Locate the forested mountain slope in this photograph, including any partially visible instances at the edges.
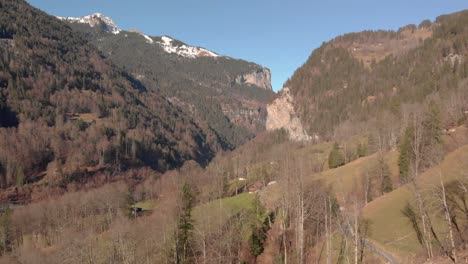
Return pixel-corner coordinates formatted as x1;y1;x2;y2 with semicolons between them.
268;10;468;141
61;14;274;148
0;0;223;192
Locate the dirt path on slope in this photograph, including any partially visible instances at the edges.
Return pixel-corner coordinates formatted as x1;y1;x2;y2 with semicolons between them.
365;239;400;264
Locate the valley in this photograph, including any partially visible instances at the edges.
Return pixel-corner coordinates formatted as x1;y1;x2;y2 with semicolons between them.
0;1;467;263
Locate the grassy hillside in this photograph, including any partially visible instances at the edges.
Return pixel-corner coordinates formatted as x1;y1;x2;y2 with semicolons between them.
252;126;467;263
363;144;468;262
193;193;260;240
313;150;398;200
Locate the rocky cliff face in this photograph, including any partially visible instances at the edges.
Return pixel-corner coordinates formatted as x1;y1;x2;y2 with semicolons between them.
236;68;272;90
266;87;311;141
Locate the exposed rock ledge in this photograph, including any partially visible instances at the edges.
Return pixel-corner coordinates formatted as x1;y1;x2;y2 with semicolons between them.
266;87;311;141
235;68;272;90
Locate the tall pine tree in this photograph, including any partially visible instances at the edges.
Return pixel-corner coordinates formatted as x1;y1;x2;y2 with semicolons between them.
378;157;393;194
0;209;13;255
328;142;345;169
421;101;443;168
357;141;368;158
175;183;195;264
398;125;413;183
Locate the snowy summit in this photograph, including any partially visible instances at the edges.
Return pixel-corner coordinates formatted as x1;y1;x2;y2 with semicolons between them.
57;14;219;59
57;13;121;34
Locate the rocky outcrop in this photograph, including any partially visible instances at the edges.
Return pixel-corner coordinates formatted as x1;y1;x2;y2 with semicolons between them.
236;68;272;90
266;87;311;141
222;104;267;133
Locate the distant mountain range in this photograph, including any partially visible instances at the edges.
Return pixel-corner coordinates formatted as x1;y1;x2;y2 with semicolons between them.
59;13;274;149
57;13;219;58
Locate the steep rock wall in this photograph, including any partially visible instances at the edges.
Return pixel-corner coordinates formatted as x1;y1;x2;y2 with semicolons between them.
236;68;272;90
266;87;311;141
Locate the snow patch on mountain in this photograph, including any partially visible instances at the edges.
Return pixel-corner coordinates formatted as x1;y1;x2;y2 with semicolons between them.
157;36;219;59
127;29;154;44
142;34;154;44
57;13;121;34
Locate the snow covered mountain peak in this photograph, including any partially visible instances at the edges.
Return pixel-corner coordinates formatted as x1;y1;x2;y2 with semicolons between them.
57;13;121;34
57;14;219;58
157;36;219;59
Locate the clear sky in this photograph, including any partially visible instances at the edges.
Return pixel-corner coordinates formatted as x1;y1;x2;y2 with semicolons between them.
27;0;468;92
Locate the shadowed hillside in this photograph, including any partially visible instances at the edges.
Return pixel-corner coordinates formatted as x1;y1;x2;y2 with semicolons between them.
0;0;222;193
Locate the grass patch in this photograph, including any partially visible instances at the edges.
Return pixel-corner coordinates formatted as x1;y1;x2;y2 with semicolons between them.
132;200;156;211
194;193;256;221
193;193;267;242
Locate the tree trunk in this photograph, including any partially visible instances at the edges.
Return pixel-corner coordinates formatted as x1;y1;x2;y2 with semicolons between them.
412;117;433;260
298;194;304;264
415;183;432;259
325;198;330;264
283;219;288;264
441;175;457;263
354;208;359;264
282;196;288;264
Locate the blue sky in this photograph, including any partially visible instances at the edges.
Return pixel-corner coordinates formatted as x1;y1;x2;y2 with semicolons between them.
28;0;467;92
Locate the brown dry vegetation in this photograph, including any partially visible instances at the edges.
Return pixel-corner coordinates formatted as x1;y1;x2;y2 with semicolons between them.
333;26;433;68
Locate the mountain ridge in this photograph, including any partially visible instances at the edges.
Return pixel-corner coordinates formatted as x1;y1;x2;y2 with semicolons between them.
58;13;228;60
58;13;272;89
267;10;468;141
60;13;274;148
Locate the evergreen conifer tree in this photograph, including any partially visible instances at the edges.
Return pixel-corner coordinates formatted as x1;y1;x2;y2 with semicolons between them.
398;126;413;183
421;101;443;168
176;183;195;264
379;158;393;194
328;143;345;169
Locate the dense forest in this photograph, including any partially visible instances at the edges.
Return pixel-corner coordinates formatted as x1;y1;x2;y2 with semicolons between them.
0;0;223;192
